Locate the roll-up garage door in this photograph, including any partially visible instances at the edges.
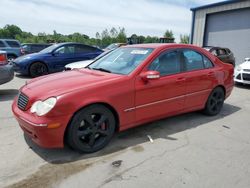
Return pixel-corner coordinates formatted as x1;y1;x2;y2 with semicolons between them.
204;8;250;64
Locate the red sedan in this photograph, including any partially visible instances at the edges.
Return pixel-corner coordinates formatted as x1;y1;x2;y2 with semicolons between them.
12;44;234;153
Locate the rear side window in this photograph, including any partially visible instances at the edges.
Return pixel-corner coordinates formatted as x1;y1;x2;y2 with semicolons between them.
32;45;44;52
182;49;214;71
183;50;204;71
75;45;97;53
218;49;226;56
203;56;213;68
6;40;20;47
148;51;181;76
0;41;5;47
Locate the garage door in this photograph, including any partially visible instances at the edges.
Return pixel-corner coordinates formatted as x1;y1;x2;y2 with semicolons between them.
204;8;250;64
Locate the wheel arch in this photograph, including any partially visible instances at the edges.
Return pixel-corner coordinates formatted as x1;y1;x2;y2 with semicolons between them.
63;102;120;144
215;85;226;96
29;61;49;74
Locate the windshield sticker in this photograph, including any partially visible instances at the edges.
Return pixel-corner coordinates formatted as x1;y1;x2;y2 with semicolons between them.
131;50;148;55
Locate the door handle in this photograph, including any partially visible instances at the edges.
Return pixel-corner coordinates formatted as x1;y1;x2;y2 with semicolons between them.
207;72;214;77
176;77;186;83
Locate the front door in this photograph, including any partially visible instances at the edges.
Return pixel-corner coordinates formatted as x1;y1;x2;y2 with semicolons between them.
135;50;186;122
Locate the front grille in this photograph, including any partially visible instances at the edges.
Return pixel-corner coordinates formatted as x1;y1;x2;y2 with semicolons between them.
17;92;29;110
242;73;250;81
236;74;241;80
243;69;250;72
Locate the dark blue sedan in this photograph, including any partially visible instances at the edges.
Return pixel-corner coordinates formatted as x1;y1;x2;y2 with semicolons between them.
13;42;103;77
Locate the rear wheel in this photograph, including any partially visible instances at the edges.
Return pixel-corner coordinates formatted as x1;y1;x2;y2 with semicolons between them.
29;62;48;77
66;104;116;153
203;87;225;116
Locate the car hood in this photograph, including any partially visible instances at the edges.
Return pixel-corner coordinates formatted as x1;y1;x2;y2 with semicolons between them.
14;52;46;63
239;61;250;69
65;60;94;69
21;69;122;100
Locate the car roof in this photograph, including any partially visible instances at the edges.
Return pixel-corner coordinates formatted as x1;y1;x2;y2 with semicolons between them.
56;42;93;46
123;43;199;50
0;39;20;42
22;43;50;45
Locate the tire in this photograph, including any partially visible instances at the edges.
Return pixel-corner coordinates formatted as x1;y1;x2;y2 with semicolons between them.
203;87;225;116
7;55;17;62
66;104;116;153
29;62;48;77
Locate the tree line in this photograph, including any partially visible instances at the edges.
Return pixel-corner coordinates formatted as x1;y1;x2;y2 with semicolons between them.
0;24;190;48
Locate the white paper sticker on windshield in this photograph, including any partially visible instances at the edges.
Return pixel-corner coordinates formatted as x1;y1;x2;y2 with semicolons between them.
131;50;148;55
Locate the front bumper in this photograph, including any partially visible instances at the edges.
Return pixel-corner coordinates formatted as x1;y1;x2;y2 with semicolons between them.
0;64;14;85
234;70;250;85
12;61;29;75
12;99;71;148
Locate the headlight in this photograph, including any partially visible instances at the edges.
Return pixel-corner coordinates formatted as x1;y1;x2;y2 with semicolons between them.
236;66;242;71
30;97;57;116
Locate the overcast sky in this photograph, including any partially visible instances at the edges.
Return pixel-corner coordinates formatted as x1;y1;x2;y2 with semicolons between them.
1;0;221;39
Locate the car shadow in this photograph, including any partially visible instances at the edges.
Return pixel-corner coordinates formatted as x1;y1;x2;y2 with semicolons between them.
15;74;31;79
24;103;241;164
235;83;250;89
0;89;19;101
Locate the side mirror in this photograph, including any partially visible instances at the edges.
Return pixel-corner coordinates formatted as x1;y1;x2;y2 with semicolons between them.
140;71;160;82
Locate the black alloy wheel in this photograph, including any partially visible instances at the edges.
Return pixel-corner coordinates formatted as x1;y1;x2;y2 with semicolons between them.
67;104;116;153
204;87;225;116
29;62;48;77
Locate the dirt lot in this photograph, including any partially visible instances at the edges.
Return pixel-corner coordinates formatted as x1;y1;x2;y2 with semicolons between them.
1;75;250;188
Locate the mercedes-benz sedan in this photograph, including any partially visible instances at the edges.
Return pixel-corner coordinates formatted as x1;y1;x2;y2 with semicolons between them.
12;44;234;153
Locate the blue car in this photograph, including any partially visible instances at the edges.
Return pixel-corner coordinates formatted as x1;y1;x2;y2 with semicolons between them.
12;42;103;77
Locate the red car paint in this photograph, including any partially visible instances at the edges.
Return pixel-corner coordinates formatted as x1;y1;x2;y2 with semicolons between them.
12;44;234;148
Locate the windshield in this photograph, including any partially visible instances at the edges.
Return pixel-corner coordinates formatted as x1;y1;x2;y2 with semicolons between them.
89;47;154;75
39;44;59;53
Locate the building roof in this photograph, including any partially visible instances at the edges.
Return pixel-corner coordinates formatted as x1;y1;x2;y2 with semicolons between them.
190;0;246;11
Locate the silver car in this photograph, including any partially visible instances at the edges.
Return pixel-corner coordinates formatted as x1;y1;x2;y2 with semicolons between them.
0;50;14;85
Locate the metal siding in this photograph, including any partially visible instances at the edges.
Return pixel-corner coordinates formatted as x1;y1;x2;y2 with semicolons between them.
204;8;250;64
192;0;250;45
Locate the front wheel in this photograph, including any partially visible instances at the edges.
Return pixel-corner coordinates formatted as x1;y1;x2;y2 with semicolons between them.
203;87;225;116
29;62;48;77
66;104;116;153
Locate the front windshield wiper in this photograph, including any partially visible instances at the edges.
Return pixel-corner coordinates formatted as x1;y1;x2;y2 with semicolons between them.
92;67;111;73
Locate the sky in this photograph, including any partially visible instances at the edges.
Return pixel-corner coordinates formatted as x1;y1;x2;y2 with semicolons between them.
0;0;222;39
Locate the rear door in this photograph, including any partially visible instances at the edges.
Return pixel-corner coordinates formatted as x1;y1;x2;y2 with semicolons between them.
180;49;215;109
74;44;102;60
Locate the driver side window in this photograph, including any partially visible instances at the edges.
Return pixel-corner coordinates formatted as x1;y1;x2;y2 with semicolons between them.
55;45;75;54
148;51;181;76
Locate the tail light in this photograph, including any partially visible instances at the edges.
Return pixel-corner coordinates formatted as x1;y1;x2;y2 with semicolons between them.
0;53;8;65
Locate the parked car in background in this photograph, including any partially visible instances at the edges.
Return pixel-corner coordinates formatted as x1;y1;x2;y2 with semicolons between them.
64;49;114;70
0;50;14;85
204;46;235;67
21;43;52;54
12;44;234;153
234;57;250;84
103;43;126;51
0;39;24;61
12;42;103;77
